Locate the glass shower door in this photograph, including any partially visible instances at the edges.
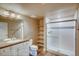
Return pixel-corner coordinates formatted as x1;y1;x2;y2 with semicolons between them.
46;21;75;56
58;21;75;56
47;23;60;51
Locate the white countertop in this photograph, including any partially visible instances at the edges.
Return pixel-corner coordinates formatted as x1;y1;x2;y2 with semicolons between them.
0;39;29;49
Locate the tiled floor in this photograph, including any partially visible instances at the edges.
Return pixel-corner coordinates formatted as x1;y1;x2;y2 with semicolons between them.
38;51;56;56
45;52;56;56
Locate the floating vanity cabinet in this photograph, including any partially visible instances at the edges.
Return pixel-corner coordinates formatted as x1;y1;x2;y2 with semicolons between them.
17;42;29;56
0;41;29;56
10;44;18;56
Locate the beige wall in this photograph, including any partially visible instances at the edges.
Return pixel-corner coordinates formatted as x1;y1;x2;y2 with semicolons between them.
23;17;38;44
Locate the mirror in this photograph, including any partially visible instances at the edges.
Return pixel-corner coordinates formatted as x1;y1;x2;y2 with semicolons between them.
0;15;23;42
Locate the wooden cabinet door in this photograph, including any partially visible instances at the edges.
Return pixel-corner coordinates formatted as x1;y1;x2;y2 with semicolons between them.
17;42;29;56
0;47;11;56
0;49;3;56
10;45;18;56
17;43;24;56
23;42;29;56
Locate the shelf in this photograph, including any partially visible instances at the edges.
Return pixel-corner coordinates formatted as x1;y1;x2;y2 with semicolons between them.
38;34;43;36
38;30;44;32
38;29;44;31
38;37;44;39
37;39;43;42
38;48;43;52
38;31;43;34
37;19;44;55
38;37;43;39
38;44;44;47
37;38;44;40
38;48;43;51
38;26;44;28
37;42;44;44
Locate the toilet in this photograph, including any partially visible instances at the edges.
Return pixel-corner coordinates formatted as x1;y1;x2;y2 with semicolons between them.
29;39;38;56
29;45;38;56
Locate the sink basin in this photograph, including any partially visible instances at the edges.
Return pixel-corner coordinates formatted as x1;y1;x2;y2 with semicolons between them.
6;40;22;43
4;38;12;41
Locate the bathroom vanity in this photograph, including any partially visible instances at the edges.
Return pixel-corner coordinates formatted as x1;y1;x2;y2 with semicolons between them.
0;14;30;56
0;39;30;56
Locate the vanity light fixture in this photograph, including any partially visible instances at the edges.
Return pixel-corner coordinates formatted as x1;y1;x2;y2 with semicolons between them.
0;7;22;20
10;13;16;18
16;14;21;19
2;10;10;17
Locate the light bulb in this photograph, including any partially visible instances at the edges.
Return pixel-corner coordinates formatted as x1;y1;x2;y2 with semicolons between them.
2;11;10;17
10;13;16;18
16;14;21;19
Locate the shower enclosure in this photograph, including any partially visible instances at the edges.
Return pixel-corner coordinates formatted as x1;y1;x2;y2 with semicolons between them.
44;7;79;56
46;20;76;56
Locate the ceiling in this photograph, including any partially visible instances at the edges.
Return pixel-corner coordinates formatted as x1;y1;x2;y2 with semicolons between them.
0;3;78;18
